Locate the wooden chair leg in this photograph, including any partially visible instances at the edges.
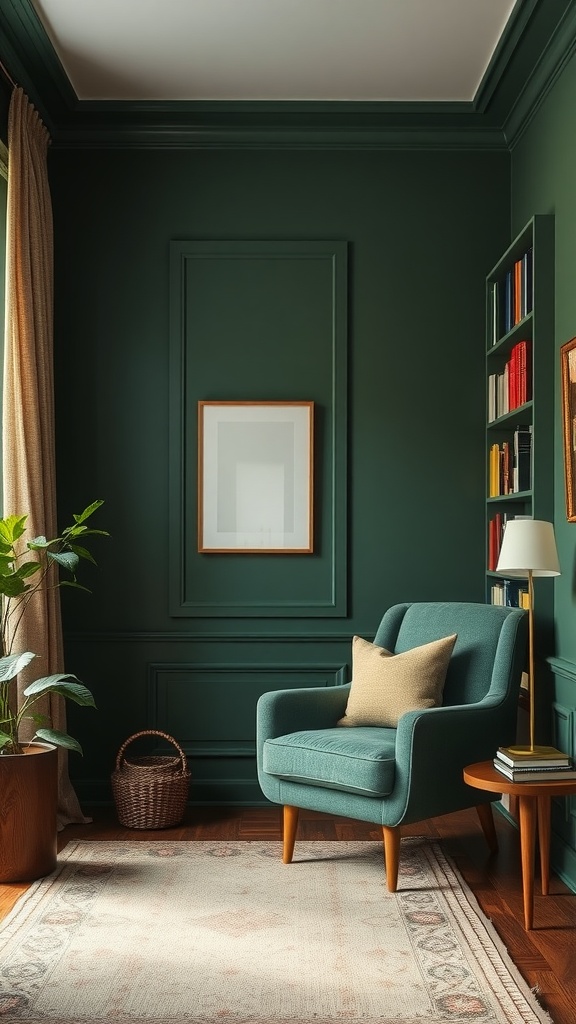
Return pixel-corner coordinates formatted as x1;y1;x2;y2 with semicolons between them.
382;825;401;892
283;805;299;863
476;802;498;854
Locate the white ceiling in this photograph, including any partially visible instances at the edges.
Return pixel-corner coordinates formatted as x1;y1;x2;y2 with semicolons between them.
29;0;518;103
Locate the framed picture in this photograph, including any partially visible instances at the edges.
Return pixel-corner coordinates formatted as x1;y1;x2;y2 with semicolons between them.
198;401;314;553
561;336;576;522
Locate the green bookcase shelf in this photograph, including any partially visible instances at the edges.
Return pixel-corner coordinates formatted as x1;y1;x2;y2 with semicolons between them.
485;214;555;644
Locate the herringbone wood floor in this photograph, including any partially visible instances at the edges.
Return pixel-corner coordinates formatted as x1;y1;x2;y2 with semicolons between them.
1;804;575;1022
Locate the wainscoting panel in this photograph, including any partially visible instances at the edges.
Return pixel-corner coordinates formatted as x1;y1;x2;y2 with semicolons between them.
168;239;348;618
148;660;348;802
548;657;576;891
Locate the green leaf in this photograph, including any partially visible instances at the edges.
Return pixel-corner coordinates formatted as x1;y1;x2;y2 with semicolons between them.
48;551;80;574
23;674;96;707
0;730;14;750
0;575;30;597
68;544;96;565
34;728;83;755
15;560;41;580
25;712;50;726
64;525;88;537
0;652;36;682
59;580;91;592
0;515;28;546
27;535;49;550
73;500;105;525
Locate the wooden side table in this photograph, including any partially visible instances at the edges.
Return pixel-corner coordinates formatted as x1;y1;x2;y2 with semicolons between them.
463;760;576;930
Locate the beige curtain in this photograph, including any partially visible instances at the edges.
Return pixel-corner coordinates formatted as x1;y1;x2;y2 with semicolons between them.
3;87;89;828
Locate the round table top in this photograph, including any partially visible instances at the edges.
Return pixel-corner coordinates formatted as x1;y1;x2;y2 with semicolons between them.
464;760;576;798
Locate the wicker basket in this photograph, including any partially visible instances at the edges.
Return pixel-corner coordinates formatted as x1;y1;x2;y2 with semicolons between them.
111;730;191;829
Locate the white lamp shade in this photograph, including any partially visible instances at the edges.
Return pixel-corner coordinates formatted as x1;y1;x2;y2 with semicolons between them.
496;519;560;578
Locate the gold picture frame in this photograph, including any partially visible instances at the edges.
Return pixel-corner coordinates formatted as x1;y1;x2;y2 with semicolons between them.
198;400;314;553
561;336;576;522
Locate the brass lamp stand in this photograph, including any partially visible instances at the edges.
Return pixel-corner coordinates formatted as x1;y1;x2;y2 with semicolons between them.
496;519;560;756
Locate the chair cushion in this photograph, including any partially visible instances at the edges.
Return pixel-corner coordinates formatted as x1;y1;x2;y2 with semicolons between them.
337;633;457;728
263;727;397;796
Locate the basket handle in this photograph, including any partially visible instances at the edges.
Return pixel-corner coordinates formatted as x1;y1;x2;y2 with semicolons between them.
115;730;188;773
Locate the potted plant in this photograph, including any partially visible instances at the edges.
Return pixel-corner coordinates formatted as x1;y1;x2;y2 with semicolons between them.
0;500;108;882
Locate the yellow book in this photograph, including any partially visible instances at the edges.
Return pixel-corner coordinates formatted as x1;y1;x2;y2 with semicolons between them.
489;443;500;497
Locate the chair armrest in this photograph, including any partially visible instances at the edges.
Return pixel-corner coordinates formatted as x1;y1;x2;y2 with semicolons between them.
396;696;511;769
385;697;514;825
256;685;350;744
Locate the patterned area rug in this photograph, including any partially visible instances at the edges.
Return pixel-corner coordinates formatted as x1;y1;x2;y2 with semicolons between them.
0;839;551;1024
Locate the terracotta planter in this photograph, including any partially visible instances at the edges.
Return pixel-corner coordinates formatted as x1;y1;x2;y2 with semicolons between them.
0;742;58;882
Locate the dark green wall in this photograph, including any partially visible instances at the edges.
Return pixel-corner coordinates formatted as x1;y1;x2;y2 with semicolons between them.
512;54;576;665
48;145;510;802
510;50;576;885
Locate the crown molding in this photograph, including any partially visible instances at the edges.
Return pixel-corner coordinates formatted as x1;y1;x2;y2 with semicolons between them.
474;0;543;114
503;0;576;147
0;0;575;151
48;112;507;152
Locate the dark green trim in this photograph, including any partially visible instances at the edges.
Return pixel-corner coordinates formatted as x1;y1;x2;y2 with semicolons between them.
50;123;508;152
551;832;576;895
148;661;348;749
168;239;348;618
475;0;542;113
548;656;576;684
0;0;77;130
74;779;269;806
67;632;365;643
504;0;576;147
1;0;576;150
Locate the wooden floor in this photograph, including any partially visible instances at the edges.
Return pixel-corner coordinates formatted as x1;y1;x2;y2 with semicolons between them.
2;803;576;1023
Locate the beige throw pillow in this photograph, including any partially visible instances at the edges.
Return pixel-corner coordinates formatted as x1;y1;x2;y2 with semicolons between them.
337;633;457;728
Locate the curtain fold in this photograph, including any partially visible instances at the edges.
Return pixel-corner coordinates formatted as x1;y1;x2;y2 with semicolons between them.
3;86;89;827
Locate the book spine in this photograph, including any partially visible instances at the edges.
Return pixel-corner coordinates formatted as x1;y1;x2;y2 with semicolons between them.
504;270;513;333
516;259;523;324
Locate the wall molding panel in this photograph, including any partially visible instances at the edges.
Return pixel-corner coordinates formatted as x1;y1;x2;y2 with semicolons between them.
169;239;348;618
147;660;348;756
143;660;347;803
549;656;576;685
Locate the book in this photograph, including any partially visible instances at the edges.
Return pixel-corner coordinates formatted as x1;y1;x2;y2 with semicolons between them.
504;269;513;333
524;247;533;316
489;444;500;498
514;258;522;324
512;425;532;492
515;339;531;405
501;440;511;495
493;759;576;782
491;281;499;345
497;745;571;768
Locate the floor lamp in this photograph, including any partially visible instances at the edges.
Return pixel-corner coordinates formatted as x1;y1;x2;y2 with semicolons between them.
496;518;560;755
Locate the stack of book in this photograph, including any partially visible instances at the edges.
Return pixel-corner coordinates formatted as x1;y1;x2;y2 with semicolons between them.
494;745;576;781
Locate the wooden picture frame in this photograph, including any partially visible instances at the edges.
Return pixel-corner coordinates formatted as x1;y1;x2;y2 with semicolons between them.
198;401;314;553
561;336;576;522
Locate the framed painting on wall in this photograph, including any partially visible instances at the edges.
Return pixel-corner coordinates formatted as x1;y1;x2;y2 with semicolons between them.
561;336;576;522
198;401;314;553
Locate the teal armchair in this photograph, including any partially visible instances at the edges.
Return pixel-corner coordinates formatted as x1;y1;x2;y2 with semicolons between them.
256;602;528;891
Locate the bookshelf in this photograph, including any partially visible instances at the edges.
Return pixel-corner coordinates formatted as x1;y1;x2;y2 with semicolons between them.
485;215;555;645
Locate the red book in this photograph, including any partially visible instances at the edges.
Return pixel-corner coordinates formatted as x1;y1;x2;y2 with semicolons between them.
515;340;530;405
508;345;518;410
495;512;503;562
488;518;497;571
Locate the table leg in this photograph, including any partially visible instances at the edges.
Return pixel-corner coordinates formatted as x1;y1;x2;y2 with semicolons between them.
518;795;536;930
537;795;551;896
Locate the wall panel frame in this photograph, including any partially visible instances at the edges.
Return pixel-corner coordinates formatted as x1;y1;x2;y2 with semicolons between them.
169;239;348;617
